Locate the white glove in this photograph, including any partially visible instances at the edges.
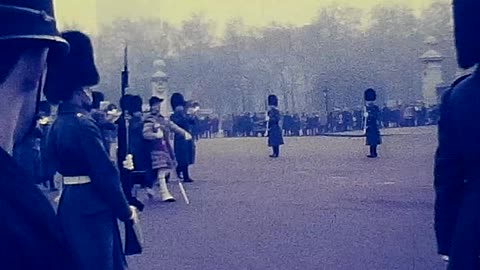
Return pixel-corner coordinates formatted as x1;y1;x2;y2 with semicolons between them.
123;154;134;171
39;117;49;125
440;255;449;262
185;132;193;141
129;205;139;223
155;129;164;139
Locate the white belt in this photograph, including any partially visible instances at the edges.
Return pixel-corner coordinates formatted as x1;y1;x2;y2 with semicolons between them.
63;176;91;185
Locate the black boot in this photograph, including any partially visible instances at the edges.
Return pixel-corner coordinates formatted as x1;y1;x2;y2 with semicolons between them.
367;145;378;158
182;165;194;183
270;146;280;158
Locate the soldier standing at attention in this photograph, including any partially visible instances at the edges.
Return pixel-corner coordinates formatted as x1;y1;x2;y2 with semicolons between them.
434;0;480;269
0;0;77;268
267;94;284;158
364;88;381;158
45;31;138;270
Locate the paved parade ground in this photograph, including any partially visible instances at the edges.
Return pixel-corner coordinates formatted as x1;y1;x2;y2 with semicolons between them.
125;126;443;270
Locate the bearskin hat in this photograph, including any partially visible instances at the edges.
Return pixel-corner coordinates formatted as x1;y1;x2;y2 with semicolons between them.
129;95;143;113
453;0;480;69
364;88;377;102
44;31;99;104
268;94;278;107
170;92;186;110
119;94;133;112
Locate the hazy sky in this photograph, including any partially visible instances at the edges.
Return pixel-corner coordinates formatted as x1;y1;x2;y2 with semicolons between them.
54;0;442;34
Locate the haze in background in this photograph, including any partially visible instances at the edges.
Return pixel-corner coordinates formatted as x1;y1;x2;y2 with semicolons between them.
55;0;442;35
53;0;455;115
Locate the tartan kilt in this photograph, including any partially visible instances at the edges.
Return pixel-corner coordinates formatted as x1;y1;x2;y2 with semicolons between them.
151;150;175;170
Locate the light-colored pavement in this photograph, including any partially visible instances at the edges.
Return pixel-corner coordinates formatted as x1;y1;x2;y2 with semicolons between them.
122;126;443;269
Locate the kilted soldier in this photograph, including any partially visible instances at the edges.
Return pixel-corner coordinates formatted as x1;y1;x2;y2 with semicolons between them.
170;93;197;182
0;0;77;268
267;95;284;158
364;88;381;158
143;96;192;201
434;0;480;268
44;31;138;270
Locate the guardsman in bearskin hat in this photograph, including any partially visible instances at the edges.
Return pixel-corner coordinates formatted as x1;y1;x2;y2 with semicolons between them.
143;96;192;201
434;0;480;268
364;88;381;158
116;94;146;211
267;94;284;158
170;92;197;182
45;31;138;270
0;0;78;268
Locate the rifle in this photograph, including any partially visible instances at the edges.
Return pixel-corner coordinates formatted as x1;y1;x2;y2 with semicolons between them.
121;45;129;109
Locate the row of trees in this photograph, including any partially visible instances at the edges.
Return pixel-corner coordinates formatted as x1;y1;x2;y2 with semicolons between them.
93;1;456;115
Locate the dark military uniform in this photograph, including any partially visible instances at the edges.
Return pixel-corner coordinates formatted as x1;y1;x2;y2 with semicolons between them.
267;95;283;158
0;148;76;269
117;113;146;209
170;93;196;182
48;103;131;270
170;110;196;167
363;88;381;158
434;70;480;269
267;107;284;147
365;104;382;146
434;0;480;266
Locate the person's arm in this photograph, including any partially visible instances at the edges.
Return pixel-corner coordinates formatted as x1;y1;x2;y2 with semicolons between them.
143;118;162;140
79;119;132;222
166;119;191;140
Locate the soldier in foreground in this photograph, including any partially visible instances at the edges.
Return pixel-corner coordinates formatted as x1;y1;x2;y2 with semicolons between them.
45;31;137;270
434;0;480;269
